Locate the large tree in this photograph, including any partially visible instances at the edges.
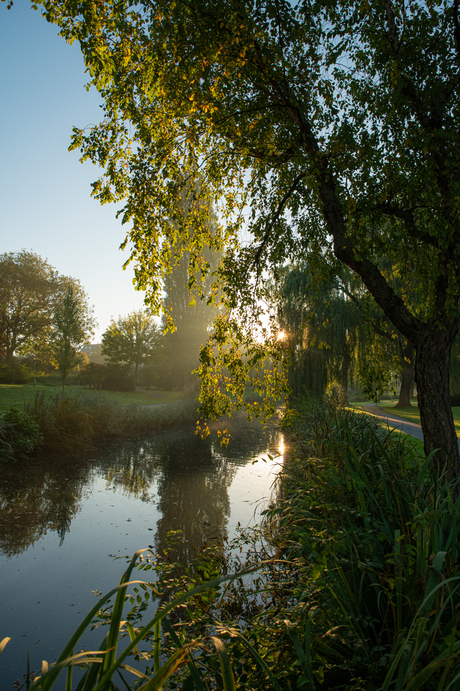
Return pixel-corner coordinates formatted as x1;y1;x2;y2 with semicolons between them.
101;310;162;390
162;188;221;392
0;250;94;367
38;0;460;476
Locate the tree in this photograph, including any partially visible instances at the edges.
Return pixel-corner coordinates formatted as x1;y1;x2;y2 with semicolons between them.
52;286;95;386
162;189;222;392
0;250;59;365
39;1;460;477
278;267;362;405
101;311;162;390
0;250;94;370
279;265;418;407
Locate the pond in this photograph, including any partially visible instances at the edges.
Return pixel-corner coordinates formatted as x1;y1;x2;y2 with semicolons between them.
0;414;285;688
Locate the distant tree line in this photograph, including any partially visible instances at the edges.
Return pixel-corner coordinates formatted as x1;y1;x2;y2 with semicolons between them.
0;247;219;394
1;183;220;394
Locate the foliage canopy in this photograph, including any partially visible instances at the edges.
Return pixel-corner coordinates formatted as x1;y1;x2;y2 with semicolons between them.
101;310;162;389
35;0;460;472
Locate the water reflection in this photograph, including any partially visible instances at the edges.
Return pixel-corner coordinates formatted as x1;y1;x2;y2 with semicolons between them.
0;416;283;560
0;455;92;557
0;416;285;689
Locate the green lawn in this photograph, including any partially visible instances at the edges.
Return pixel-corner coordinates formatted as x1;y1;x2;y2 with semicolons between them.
0;384;185;414
0;383;75;412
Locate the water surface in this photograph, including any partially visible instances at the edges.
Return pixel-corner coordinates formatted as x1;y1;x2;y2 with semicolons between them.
0;415;285;688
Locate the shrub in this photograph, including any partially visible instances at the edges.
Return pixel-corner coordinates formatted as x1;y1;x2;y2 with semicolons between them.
79;362;134;391
273;404;460;688
0;363;33;384
0;406;43;459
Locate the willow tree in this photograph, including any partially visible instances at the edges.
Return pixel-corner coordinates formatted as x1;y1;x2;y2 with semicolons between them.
36;0;460;477
278;267;361;405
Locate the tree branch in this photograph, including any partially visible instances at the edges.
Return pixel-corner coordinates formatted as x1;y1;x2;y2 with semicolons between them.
253;170;307;268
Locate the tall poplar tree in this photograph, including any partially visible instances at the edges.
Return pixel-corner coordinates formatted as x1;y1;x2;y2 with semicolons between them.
162;188;221;392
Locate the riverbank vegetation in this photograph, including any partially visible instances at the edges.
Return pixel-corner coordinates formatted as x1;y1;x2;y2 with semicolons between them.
11;400;460;689
0;391;199;460
0;382;183;411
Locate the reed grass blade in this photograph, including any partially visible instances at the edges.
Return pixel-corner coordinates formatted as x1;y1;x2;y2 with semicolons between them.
136;647;190;691
162;617;205;691
219;628;283;691
211;637;236;691
92;563;265;690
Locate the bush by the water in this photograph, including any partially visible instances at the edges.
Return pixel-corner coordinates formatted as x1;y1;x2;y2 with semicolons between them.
0;406;43;459
17;402;460;689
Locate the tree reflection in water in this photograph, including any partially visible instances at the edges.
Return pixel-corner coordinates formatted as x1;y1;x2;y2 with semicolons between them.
0;455;93;557
0;416;282;561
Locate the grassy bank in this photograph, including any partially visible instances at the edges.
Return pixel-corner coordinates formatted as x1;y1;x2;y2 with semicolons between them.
11;401;460;689
353;397;460;436
0;383;183;413
0;390;199;459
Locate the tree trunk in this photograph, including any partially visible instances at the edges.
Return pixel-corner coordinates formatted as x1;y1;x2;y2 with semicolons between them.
395;363;414;408
395;342;415;408
415;329;460;482
133;361;138;391
5;346;15;366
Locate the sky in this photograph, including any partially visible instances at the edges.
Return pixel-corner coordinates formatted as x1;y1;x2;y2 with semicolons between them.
0;2;147;342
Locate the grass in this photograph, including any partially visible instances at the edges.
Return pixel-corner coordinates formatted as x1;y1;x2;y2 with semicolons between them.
0;384;79;411
0;384;185;414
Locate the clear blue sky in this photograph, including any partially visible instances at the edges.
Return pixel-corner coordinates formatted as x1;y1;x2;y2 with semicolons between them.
0;2;146;342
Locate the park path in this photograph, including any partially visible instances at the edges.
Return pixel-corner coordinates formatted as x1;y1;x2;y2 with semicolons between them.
361;404;425;442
